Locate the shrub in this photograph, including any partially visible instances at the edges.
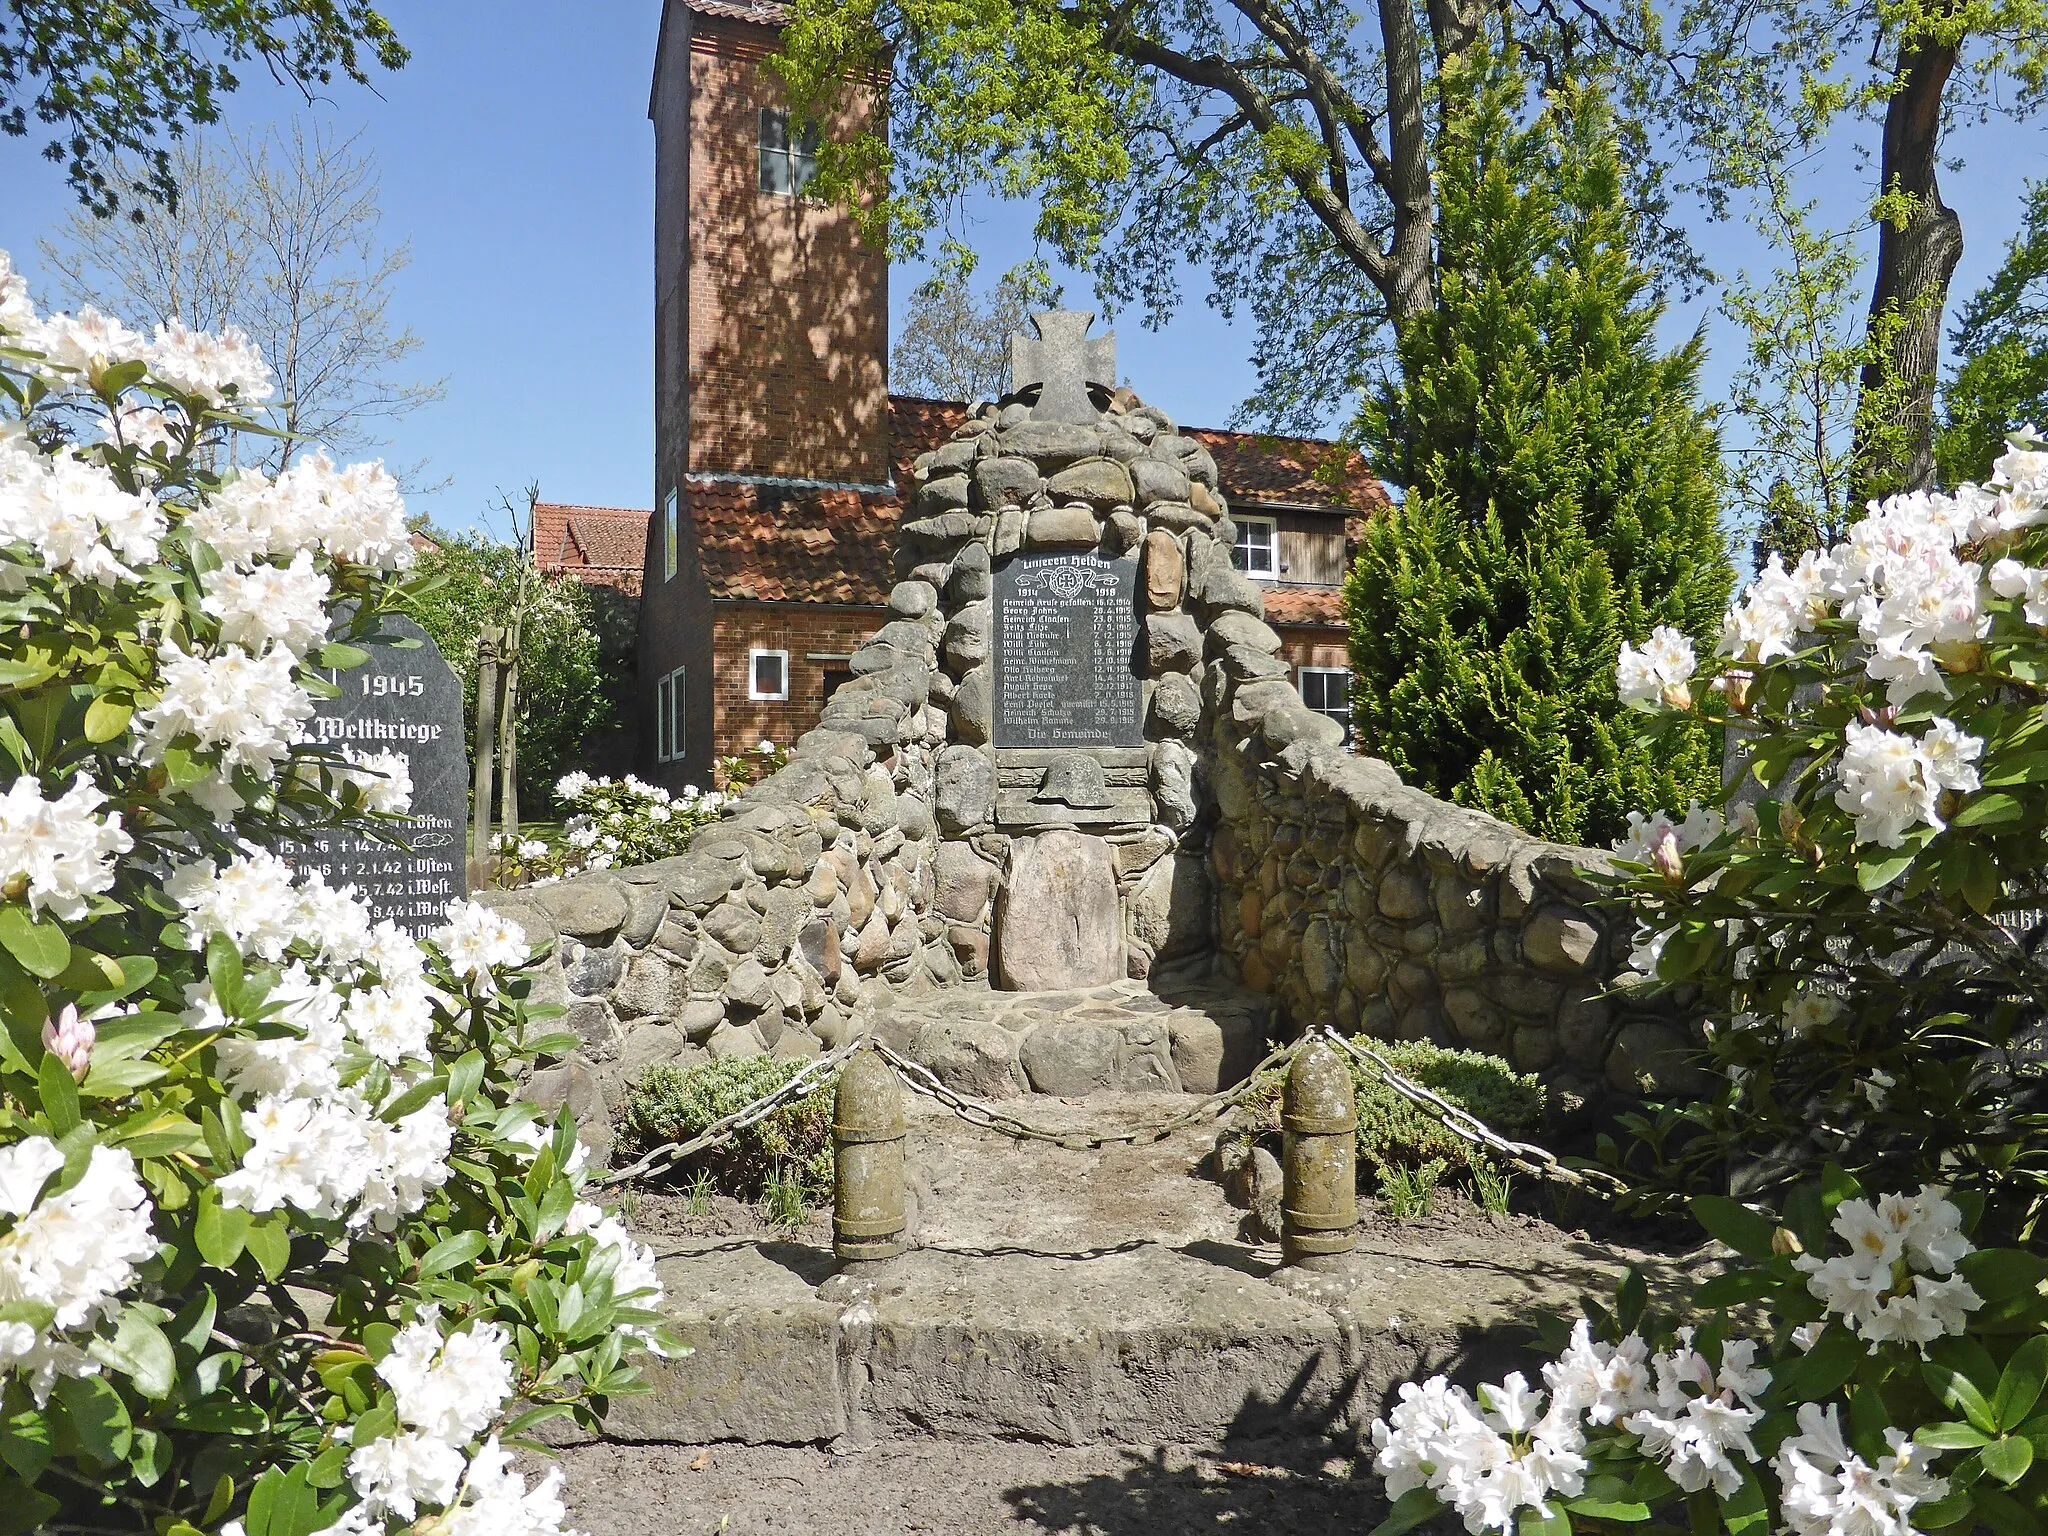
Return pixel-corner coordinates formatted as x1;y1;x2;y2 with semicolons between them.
623;1056;836;1200
1605;432;2048;1239
493;772;732;887
1367;1174;2048;1536
1223;1037;1544;1185
0;261;668;1534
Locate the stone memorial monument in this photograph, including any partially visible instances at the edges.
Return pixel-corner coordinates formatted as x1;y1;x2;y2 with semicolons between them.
294;614;470;936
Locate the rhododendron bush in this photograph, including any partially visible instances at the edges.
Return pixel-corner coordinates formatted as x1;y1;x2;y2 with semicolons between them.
0;256;669;1534
1370;1176;2048;1536
1604;438;2048;1237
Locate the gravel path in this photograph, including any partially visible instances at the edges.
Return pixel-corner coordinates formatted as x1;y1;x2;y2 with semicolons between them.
560;1437;1391;1535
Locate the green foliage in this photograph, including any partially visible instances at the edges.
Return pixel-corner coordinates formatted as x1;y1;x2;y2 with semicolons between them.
1939;179;2048;485
1226;1038;1544;1186
405;524;631;804
1;1;408;216
1469;1157;1514;1216
493;774;730;887
1379;1159;1447;1221
624;1056;837;1201
1346;51;1734;848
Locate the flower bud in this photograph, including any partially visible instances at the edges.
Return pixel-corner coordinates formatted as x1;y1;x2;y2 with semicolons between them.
1651;827;1686;884
1771;1225;1804;1257
41;1003;93;1082
1661;682;1694;711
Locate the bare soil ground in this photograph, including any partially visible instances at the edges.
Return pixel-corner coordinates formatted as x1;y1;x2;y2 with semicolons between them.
560;1436;1393;1536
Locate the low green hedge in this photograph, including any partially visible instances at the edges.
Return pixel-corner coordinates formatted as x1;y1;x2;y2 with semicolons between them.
623;1055;837;1199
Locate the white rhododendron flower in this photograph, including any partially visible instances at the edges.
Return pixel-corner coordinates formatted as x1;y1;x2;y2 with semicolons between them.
377;1310;516;1446
435;899;528;992
1617;1332;1769;1498
1370;1371;1587;1535
1782;990;1846;1036
185;450;413;571
147;318;274;404
1719;551;1829;663
337;746;415;814
0;1139;158;1404
199;548;331;657
28;306;150;381
169;846;310;961
0;773;131;920
0;250;33;332
1617;626;1697;711
1832;721;1981;848
1774;1403;1948;1536
1793;1186;1980;1346
0;435;167;584
1542;1320;1656;1425
218;1094;372;1218
444;1436;583;1536
346;1429;466;1521
98;403;183;456
565;1200;670;1351
137;641;315;789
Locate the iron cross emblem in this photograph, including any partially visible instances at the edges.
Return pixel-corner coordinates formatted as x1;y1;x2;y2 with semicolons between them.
1008;310;1116;423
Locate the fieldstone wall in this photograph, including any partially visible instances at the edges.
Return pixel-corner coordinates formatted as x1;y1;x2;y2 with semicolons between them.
499;369;1691;1153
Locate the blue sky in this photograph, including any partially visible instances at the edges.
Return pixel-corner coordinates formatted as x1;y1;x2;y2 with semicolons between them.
2;3;2043;535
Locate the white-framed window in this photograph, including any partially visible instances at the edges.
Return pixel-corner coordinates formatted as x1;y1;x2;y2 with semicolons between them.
1299;667;1352;744
654;665;686;762
662;488;678;582
1233;514;1278;580
748;648;790;701
757;108;819;196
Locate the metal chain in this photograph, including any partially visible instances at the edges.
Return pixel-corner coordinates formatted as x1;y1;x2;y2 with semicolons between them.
872;1036;1306;1150
595;1036;866;1187
1314;1027;1631;1197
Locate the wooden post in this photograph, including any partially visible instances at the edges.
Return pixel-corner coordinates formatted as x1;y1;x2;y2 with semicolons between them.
469;625;504;890
498;645;520;841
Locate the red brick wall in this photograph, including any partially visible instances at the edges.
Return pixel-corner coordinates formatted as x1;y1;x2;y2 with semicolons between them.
710;602;884;761
684;15;889;485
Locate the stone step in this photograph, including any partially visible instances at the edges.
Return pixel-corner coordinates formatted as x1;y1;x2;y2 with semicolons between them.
607;1092;1677;1448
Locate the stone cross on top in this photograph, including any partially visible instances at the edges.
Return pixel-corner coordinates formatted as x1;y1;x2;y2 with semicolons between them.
1008;310;1116;423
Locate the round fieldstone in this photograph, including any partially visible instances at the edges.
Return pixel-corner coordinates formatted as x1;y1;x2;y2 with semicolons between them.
912;1017;1021;1099
1018;1020;1119;1095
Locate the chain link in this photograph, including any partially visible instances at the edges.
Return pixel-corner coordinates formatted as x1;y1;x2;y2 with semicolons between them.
872;1037;1306;1150
1314;1027;1631;1197
594;1036;866;1187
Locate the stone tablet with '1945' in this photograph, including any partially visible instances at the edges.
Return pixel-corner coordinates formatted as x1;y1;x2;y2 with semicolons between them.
291;614;469;936
993;551;1142;749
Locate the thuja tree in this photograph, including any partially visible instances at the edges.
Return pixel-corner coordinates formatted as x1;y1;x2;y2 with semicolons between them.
1344;49;1734;849
0;253;668;1534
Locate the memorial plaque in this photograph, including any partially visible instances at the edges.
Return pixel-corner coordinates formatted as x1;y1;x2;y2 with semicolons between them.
993;551;1142;748
291;614;469;936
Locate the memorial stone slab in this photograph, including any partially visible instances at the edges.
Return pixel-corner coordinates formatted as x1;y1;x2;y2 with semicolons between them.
992;550;1142;750
292;614;469;936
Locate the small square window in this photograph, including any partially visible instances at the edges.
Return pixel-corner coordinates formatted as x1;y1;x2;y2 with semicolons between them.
757;107;819;197
1233;515;1278;580
749;648;790;701
822;666;854;703
1299;667;1352;744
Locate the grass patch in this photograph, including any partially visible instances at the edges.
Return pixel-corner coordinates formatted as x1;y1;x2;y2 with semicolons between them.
623;1056;837;1202
1221;1036;1545;1187
1380;1159;1447;1221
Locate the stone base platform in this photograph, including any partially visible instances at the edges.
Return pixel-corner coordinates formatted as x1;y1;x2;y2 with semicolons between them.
607;1090;1682;1450
872;977;1276;1098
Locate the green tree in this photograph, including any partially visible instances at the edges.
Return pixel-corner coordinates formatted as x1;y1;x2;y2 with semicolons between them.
2;1;406;215
1345;51;1733;849
1937;179;2048;485
405;522;630;810
892;260;1062;402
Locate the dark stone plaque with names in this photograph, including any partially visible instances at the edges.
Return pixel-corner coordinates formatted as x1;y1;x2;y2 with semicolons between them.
993;551;1142;748
291;614;469;936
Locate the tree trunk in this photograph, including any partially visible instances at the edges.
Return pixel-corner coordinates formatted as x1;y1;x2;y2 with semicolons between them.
1855;31;1963;497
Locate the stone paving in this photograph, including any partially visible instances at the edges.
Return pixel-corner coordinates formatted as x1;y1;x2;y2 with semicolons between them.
873;977;1276;1098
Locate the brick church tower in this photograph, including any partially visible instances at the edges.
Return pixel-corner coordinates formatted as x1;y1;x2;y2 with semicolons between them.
639;0;899;785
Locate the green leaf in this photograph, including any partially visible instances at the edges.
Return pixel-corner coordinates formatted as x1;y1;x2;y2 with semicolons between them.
36;1052;79;1135
1722;1468;1769;1536
245;1463;326;1536
448;1048;487;1106
1564;1496;1652;1522
1371;1487;1444;1536
1916;1421;1994;1450
1773;1322;1866;1403
417;1229;488;1278
1690;1196;1780;1260
205;931;244;1009
1977;1487;2045;1536
1696;1270;1782;1308
1926;1359;2001;1436
196;1192;253;1268
1983;1435;2036;1486
1953;791;2026;827
82;696;131;743
0;906;70;978
244;1216;291;1282
53;1373;131;1464
1995;1336;2048;1431
88;1308;175;1399
1858;849;1917;890
315;641;371;670
0;1478;59;1536
0;1412;52;1480
1518;1505;1571;1536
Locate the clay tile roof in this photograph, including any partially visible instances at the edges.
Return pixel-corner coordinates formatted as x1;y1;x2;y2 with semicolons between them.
1184;428;1388;511
532;501;650;595
689;479;900;605
888;396;970;488
1261;586;1348;627
680;0;790;22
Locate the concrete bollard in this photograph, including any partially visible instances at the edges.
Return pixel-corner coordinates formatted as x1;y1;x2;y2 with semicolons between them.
832;1047;907;1267
1280;1039;1358;1272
